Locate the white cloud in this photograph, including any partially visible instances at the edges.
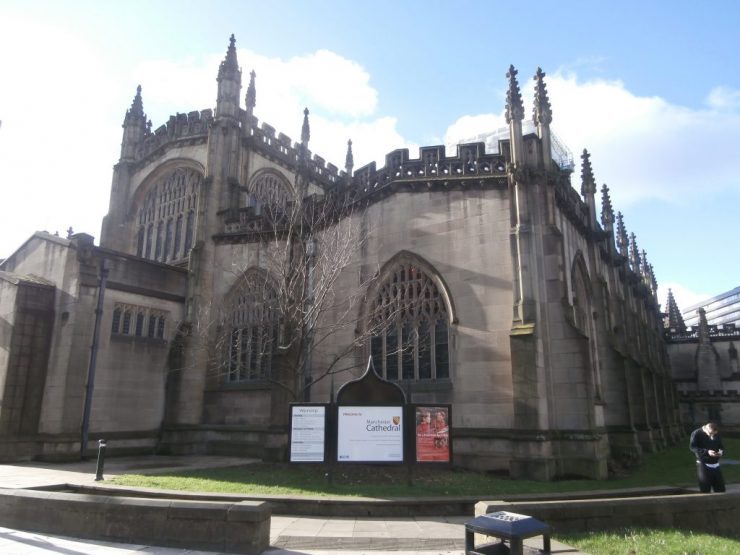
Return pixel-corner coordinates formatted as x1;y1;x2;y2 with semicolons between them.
0;15;122;258
444;114;507;149
443;72;740;209
134;47;394;171
706;86;740;110
0;39;407;258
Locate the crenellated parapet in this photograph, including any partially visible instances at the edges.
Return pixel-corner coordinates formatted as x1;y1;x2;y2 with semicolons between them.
553;176;591;233
243;115;342;188
666;323;740;343
136;109;214;163
350;142;508;197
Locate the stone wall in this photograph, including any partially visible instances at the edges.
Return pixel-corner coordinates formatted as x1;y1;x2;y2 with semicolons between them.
476;490;740;537
0;489;270;554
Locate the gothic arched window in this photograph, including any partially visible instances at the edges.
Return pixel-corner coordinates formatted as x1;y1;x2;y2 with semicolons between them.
247;170;292;218
225;272;281;382
136;167;201;263
368;261;450;381
571;254;603;400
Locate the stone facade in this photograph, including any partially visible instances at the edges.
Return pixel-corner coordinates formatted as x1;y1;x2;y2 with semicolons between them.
0;36;681;478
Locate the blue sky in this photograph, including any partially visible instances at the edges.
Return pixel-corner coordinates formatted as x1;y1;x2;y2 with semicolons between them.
1;0;739;311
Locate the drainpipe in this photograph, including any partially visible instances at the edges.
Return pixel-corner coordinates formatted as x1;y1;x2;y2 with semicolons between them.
301;238;316;402
80;258;109;458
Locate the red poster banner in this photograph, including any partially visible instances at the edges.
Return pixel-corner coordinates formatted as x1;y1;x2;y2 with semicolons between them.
415;406;450;462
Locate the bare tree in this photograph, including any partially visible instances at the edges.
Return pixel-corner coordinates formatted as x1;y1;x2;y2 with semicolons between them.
203;173;399;404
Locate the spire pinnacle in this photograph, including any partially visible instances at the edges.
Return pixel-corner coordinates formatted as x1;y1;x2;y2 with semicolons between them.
600;183;614;227
218;33;241;82
641;249;651;285
697;308;711;344
648;263;658;294
629;233;641;272
666;289;686;332
345;139;354;176
124;84;145;125
580;149;596;197
301;107;310;145
245;70;256;113
616;212;628;257
533;67;552;126
505;65;524;124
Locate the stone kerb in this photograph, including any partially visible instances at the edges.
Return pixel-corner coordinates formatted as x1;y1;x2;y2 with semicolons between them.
476;490;740;536
0;488;270;554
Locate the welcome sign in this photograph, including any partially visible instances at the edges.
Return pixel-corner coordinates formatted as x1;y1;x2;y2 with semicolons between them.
336;406;403;462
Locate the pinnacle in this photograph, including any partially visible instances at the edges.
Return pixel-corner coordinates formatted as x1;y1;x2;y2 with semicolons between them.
505;65;524;124
345;139;354;173
629;233;641;271
580;149;596;197
124;84;145;124
301;107;310;145
218;33;241;81
245;69;256;111
666;289;686;332
601;183;614;227
533;67;552;125
616;212;629;257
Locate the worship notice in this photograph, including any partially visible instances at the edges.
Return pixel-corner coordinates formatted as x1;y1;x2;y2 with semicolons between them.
290;405;326;462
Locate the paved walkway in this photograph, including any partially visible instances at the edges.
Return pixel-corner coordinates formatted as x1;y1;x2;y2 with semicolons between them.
0;455;583;554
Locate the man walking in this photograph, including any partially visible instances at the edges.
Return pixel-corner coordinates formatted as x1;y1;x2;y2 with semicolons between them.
690;422;726;493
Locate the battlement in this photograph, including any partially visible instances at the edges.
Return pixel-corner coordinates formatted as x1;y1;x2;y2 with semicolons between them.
554;178;590;232
243;112;344;188
679;389;740;397
351;141;509;195
138;109;214;160
665;323;740;343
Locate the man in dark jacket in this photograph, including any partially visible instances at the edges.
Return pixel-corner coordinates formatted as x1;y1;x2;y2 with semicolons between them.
690;422;725;493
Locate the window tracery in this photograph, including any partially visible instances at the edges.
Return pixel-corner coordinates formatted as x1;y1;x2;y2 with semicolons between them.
571;255;603;400
369;262;450;381
247;171;292;216
111;303;167;340
225;272;281;382
136;167;201;263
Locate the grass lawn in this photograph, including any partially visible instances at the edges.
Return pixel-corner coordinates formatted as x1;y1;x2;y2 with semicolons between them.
112;438;740;498
559;527;740;554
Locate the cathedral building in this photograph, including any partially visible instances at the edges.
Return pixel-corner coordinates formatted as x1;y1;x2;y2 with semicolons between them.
0;36;681;479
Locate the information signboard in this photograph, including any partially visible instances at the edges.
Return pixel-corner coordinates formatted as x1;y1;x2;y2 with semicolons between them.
289;405;326;462
336;406;403;462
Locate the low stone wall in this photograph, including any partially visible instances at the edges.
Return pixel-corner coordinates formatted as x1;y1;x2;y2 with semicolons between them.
65;483;480;517
477;490;740;536
0;489;271;554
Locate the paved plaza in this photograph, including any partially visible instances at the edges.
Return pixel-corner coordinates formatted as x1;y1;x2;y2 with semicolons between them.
0;455;581;554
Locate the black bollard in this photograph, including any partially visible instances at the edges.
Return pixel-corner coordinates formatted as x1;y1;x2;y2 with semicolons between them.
95;439;107;481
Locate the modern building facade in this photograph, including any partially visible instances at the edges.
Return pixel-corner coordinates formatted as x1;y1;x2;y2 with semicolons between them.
682;286;740;329
0;36;681;478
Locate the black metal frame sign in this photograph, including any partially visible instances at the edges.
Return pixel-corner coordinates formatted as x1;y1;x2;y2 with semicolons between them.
289;359;453;468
